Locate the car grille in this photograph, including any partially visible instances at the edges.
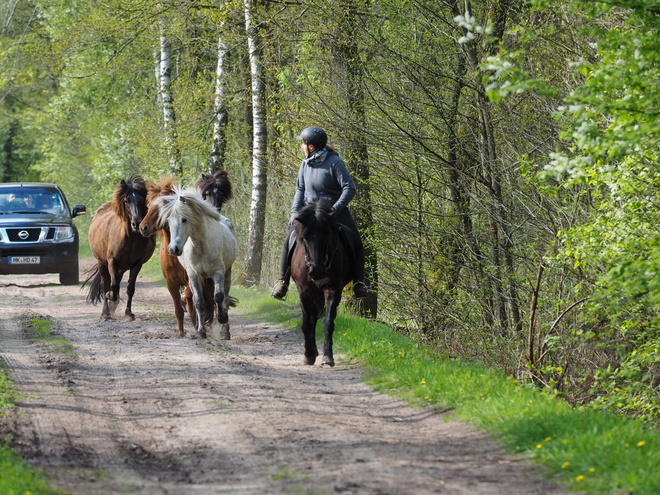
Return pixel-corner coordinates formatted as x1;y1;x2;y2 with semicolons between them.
2;227;55;243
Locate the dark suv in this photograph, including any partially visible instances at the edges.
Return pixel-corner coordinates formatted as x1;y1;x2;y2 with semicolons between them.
0;183;86;285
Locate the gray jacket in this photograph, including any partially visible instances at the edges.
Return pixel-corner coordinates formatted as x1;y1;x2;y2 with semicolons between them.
291;150;356;214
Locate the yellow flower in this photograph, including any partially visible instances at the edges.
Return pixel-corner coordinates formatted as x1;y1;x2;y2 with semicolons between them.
424;396;430;400
588;468;596;473
576;475;585;482
637;441;645;447
421;380;426;384
545;437;552;442
536;444;542;449
561;462;570;469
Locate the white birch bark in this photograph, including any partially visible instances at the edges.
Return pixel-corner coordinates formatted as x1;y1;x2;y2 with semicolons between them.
209;27;229;173
158;20;182;176
242;0;268;286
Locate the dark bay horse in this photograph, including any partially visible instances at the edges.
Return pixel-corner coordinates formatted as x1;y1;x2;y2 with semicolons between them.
290;201;352;366
85;175;156;321
139;177;215;338
194;170;233;212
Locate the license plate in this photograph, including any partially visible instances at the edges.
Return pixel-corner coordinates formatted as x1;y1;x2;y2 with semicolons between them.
9;256;40;264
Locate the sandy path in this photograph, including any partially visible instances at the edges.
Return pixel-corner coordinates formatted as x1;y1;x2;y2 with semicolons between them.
0;258;576;494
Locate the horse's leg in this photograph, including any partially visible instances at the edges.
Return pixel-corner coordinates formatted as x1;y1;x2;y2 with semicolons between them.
187;272;207;338
99;264;113;320
213;270;227;325
166;283;185;337
123;263;143;321
321;291;341;367
218;267;232;340
106;260;124;318
300;297;319;365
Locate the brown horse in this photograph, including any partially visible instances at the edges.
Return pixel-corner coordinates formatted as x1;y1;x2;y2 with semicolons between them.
194;170;233;212
85;175;156;321
137;177;213;337
290;201;352;366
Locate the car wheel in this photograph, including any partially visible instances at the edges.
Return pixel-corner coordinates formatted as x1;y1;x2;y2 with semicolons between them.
60;262;79;285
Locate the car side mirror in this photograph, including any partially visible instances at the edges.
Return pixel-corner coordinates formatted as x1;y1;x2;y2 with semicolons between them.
72;205;87;217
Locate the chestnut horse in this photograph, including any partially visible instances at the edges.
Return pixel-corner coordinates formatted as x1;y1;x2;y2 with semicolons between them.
139;177;215;338
153;187;237;339
85;175;156;320
290;201;351;366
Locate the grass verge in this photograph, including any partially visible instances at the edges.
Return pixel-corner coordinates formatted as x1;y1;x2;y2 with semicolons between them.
230;286;660;495
0;361;65;495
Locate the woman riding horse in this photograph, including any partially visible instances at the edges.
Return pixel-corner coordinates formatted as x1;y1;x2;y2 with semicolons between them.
271;126;368;301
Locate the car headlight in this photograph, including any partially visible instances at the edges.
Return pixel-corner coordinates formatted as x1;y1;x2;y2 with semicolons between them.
54;226;75;240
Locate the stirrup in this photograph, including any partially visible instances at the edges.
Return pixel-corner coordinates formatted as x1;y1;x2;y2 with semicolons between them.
271;280;288;300
353;281;368;299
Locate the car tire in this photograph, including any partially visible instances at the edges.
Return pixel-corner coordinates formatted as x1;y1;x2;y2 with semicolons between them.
60;262;79;285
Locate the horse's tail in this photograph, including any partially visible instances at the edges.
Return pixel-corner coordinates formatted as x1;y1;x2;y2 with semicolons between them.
82;265;103;305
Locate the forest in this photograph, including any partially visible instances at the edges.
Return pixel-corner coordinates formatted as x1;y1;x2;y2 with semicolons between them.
2;0;660;424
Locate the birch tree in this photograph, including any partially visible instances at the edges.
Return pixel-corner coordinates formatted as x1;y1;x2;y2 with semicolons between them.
158;17;182;177
242;0;268;286
209;28;229;173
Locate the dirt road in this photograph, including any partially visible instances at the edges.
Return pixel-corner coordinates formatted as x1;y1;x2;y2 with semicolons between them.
0;258;576;495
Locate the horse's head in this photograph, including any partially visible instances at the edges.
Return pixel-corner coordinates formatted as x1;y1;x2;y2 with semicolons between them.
139;177;178;237
155;187;220;257
139;202;160;237
114;174;149;233
293;201;337;281
165;196;192;257
194;170;233;211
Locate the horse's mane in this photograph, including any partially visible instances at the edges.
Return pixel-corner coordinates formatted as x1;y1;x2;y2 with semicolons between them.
113;174;148;219
293;200;335;239
154;185;222;230
194;170;233;205
147;176;178;204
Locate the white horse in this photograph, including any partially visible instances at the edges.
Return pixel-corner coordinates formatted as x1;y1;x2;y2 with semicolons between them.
153;186;238;339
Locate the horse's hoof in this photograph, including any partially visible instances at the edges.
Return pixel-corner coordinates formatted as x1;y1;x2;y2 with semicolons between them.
219;325;230;340
101;315;113;321
197;330;207;339
125;313;135;322
177;332;185;338
321;355;335;367
303;356;316;365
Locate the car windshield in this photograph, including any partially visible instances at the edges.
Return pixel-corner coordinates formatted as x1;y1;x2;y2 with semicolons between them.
0;188;66;214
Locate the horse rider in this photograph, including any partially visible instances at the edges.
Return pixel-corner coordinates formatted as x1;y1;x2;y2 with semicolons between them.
271;126;368;301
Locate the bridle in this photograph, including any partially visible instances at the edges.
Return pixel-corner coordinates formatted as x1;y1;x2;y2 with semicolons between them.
301;227;340;273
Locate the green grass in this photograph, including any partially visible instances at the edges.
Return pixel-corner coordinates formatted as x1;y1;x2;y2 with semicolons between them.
233;288;660;495
25;317;74;356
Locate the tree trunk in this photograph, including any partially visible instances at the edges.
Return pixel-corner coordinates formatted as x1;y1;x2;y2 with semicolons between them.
242;0;267;286
209;30;229;173
334;0;377;318
158;21;182;177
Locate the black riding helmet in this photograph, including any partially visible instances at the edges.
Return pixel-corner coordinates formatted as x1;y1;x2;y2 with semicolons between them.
296;126;328;149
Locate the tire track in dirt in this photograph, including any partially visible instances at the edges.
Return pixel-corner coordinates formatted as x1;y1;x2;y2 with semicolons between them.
0;261;579;494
